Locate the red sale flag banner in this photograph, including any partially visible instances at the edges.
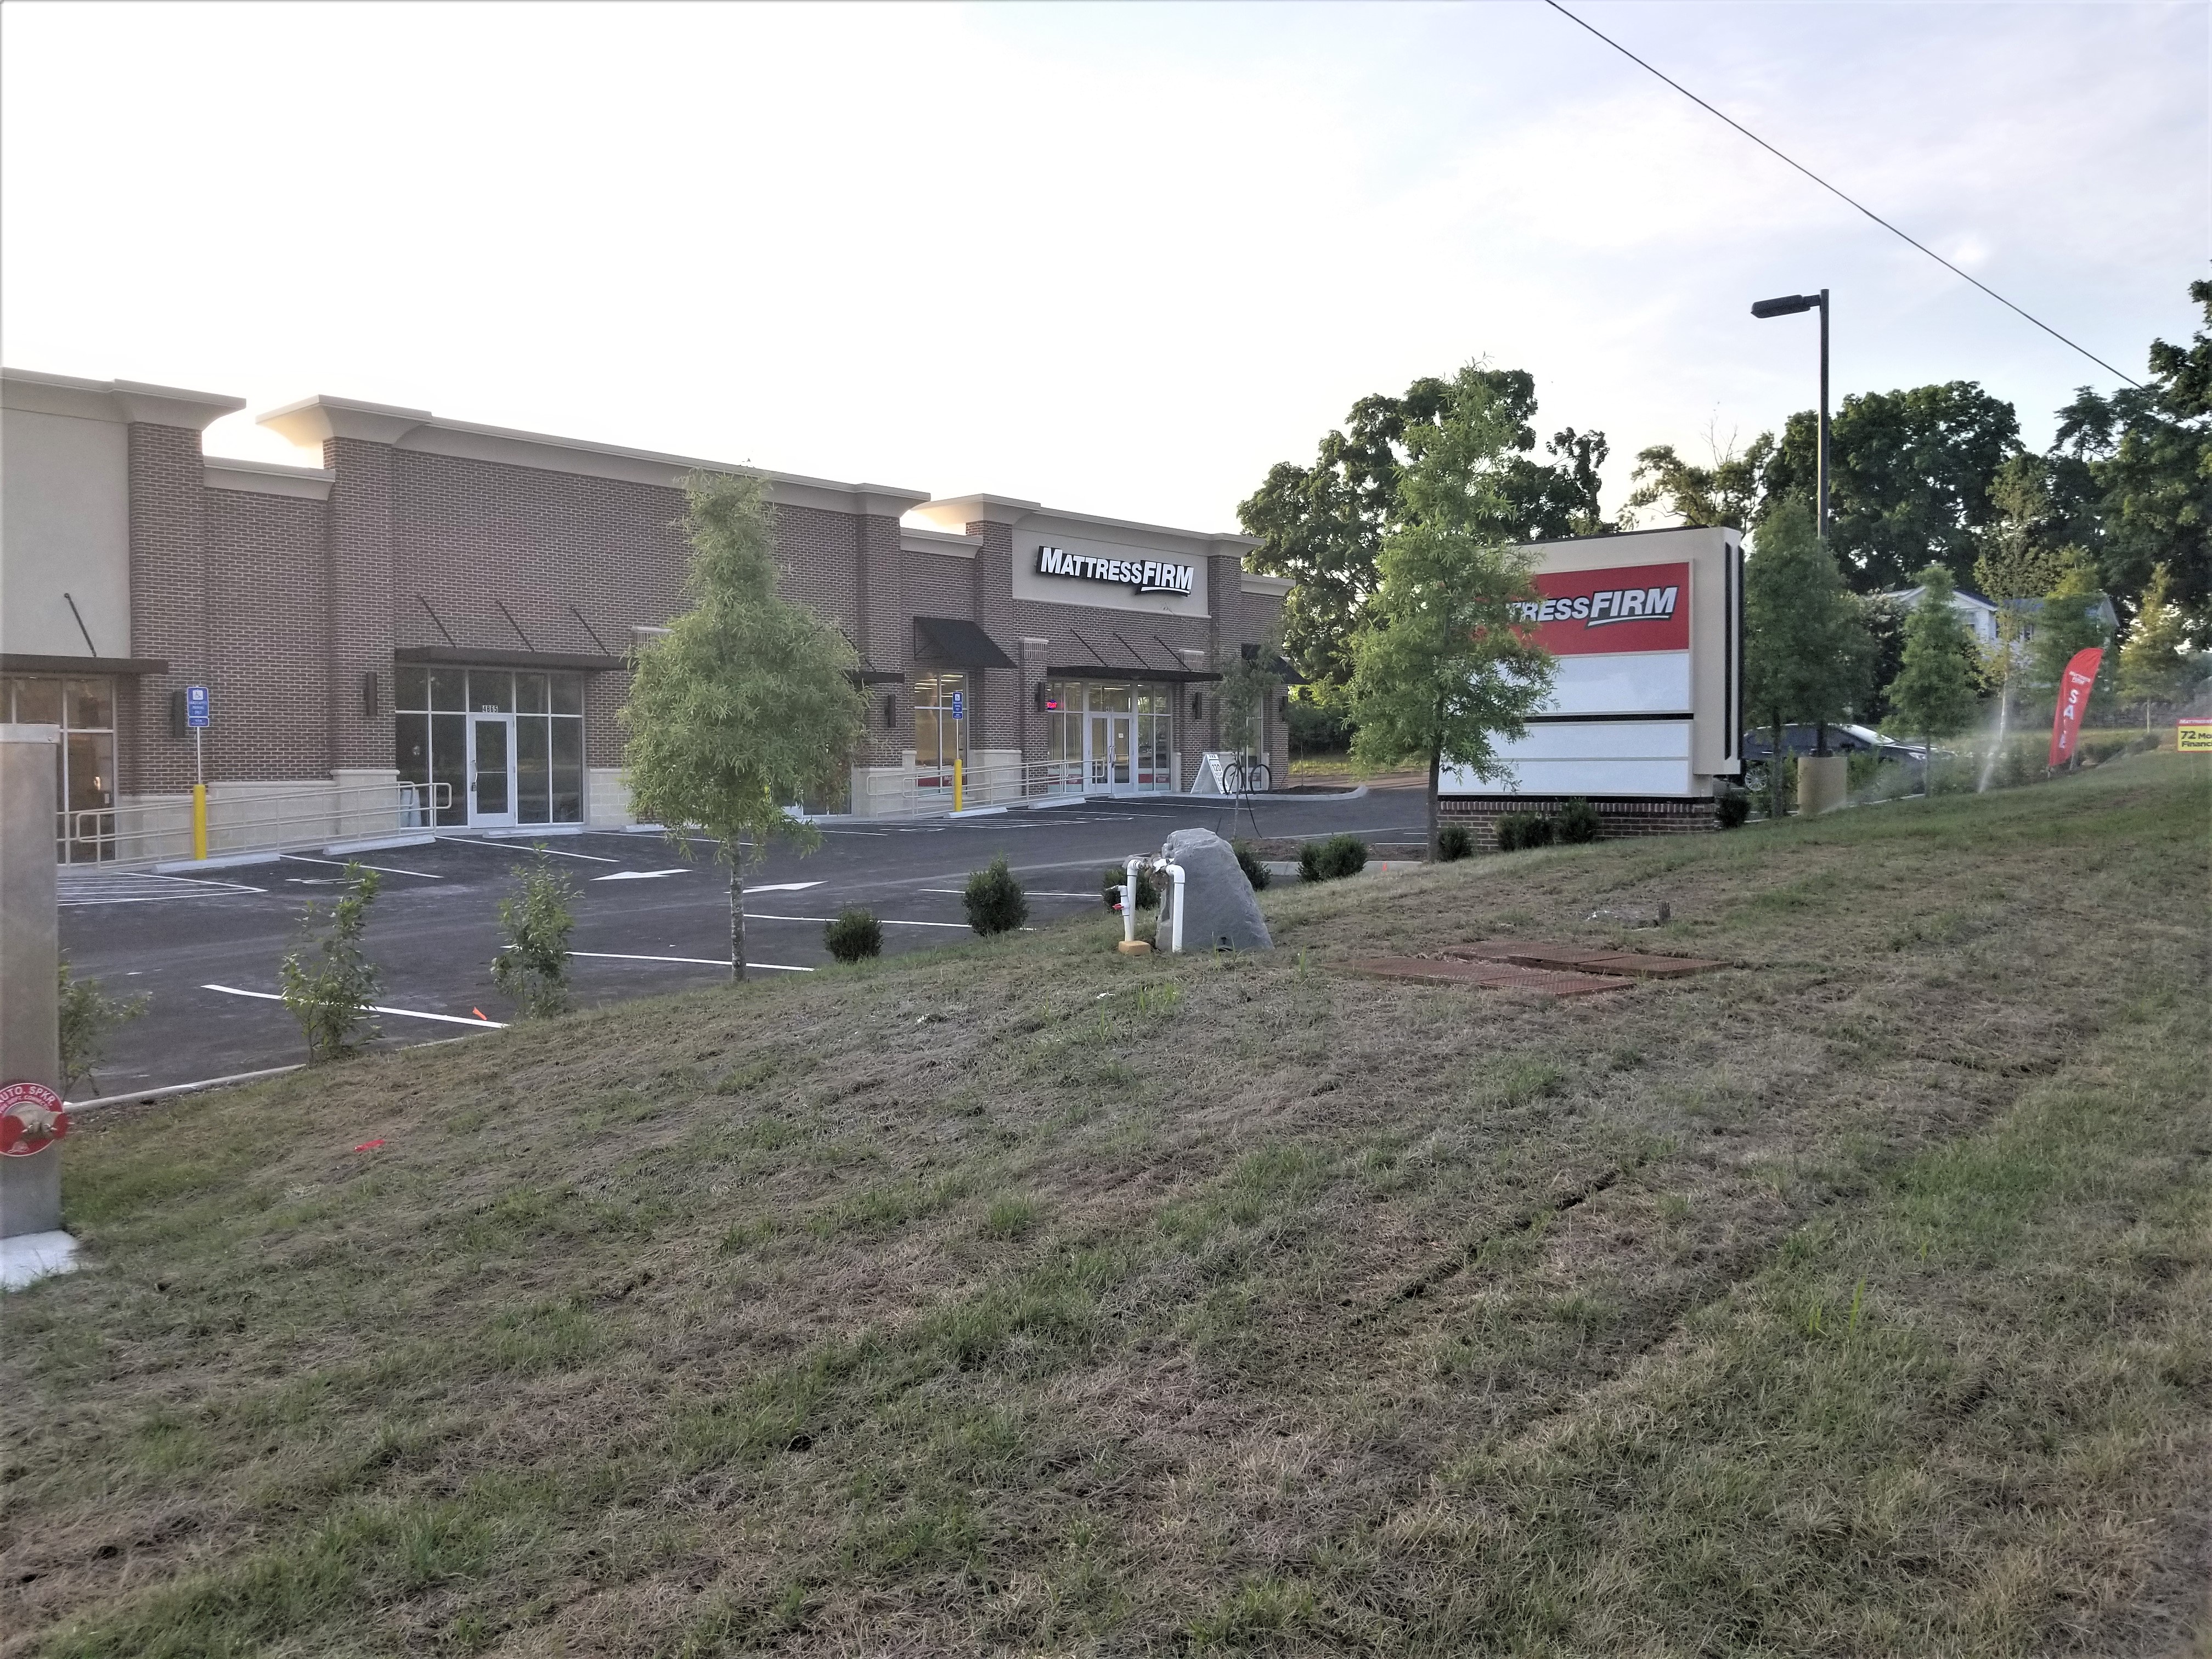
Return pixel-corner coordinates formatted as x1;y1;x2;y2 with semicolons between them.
2047;647;2103;768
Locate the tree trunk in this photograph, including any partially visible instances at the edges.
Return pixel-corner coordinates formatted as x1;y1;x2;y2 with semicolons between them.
1815;719;1829;757
1426;744;1441;862
728;847;747;983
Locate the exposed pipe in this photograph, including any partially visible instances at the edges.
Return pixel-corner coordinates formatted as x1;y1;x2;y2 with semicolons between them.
1161;862;1186;953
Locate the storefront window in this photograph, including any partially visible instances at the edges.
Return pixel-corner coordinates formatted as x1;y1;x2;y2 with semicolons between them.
1038;680;1176;794
913;672;968;790
4;675;117;860
395;668;584;825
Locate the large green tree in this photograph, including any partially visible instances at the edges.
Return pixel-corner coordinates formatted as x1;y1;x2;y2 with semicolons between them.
2116;563;2196;714
2026;556;2117;708
1346;365;1558;859
1742;500;1875;817
621;473;867;980
2050;279;2212;618
1622;431;1774;530
1884;566;1982;772
1240;368;1606;692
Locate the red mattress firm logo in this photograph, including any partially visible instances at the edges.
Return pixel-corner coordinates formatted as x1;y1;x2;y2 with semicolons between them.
1514;561;1690;655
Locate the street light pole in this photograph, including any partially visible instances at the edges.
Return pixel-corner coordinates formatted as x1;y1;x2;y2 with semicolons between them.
1751;289;1832;540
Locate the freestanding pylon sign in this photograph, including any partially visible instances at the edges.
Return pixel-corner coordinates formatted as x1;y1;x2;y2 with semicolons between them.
1;722;69;1269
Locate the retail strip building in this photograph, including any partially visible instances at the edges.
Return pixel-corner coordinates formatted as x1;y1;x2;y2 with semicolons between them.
1;369;1291;856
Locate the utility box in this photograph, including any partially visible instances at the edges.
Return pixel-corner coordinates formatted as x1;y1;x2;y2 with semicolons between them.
1438;526;1744;842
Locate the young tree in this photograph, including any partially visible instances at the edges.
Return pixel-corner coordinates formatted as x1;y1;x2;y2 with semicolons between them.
1742;500;1874;818
279;865;383;1063
620;472;867;980
1885;566;1982;789
1347;365;1558;859
1239;368;1608;693
2116;563;2194;720
490;846;578;1018
2027;556;2116;708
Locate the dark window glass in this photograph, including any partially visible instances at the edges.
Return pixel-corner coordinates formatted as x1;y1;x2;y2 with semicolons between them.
431;713;467;825
395;713;430;785
430;669;466;712
65;680;113;729
551;675;583;716
517;673;549;714
11;678;61;725
396;666;429;709
469;672;515;713
551;718;583;823
517;716;551;824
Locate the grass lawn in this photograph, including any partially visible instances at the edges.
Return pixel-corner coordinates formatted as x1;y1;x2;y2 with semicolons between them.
5;753;2208;1656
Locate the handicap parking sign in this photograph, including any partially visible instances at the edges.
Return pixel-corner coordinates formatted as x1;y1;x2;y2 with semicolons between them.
950;691;963;720
185;685;211;727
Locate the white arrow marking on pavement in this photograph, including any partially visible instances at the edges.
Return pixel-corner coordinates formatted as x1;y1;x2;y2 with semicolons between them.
591;869;692;882
202;984;506;1028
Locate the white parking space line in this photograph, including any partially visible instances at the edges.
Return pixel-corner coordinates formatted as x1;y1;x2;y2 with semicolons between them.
572;951;811;972
281;855;441;879
444;837;617;862
921;888;1099;898
744;913;978;929
202;984;507;1027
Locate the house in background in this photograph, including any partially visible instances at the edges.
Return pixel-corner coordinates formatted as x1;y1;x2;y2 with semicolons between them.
1881;582;2118;657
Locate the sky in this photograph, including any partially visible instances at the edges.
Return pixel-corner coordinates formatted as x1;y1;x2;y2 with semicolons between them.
2;2;2202;535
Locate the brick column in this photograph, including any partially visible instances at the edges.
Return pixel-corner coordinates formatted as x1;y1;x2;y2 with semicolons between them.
123;424;210;795
967;519;1017;755
322;438;399;772
858;513;906;768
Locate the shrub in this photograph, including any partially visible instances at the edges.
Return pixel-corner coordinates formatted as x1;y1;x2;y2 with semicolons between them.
279;864;383;1063
1102;865;1159;911
1299;833;1368;882
1716;788;1751;830
2135;731;2162;753
1557;796;1601;845
1436;824;1472;862
966;855;1029;936
57;957;148;1096
823;907;883;963
1495;813;1554;851
490;846;577;1018
1232;840;1272;890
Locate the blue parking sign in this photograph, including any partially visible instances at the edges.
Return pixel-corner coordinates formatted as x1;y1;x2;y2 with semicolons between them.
950;691;963;720
185;685;211;727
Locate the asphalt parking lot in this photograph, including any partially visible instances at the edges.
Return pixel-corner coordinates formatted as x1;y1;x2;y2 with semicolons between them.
58;788;1428;1098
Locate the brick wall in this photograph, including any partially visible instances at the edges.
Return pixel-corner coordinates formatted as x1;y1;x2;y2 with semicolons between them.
206;489;331;781
123;424;209;794
966;520;1017;754
323;438;399;771
1437;793;1720;846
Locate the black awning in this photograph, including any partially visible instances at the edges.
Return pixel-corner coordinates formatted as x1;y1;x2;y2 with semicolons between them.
912;616;1015;670
394;646;627;673
0;653;169;676
849;667;904;686
1045;664;1222;685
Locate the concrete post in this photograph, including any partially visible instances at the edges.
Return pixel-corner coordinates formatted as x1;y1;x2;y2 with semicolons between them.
1;724;63;1238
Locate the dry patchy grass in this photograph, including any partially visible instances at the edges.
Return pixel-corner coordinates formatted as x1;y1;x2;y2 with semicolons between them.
3;754;2208;1656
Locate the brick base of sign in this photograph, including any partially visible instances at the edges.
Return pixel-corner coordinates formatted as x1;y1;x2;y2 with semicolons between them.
1437;793;1720;848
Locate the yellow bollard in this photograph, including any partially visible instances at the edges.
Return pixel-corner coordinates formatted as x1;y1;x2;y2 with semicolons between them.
952;755;963;814
191;783;207;861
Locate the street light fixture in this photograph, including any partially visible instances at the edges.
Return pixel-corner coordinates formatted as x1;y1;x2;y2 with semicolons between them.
1751;289;1830;539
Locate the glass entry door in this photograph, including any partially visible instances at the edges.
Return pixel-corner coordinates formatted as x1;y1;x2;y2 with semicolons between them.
1087;713;1133;792
469;714;517;826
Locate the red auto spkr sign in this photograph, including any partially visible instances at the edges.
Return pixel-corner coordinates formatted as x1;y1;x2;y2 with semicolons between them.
1514;561;1691;656
0;1081;69;1158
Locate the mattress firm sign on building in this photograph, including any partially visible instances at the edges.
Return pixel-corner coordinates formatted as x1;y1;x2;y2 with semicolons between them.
1011;532;1210;617
1439;527;1743;801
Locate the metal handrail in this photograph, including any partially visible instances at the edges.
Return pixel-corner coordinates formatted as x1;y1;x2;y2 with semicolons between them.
58;780;454;865
850;754;1182;819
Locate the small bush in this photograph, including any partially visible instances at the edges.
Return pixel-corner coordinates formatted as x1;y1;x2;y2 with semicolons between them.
1557;797;1601;845
279;864;383;1063
1716;788;1751;830
823;907;883;963
966;855;1029;936
490;846;577;1018
1298;833;1368;882
1495;813;1555;852
1436;824;1473;862
1232;840;1271;890
57;957;148;1096
1102;865;1159;911
2134;731;2162;753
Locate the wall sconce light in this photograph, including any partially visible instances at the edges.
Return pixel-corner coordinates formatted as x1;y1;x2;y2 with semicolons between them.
363;672;381;718
1032;682;1046;712
1190;692;1205;720
883;693;898;729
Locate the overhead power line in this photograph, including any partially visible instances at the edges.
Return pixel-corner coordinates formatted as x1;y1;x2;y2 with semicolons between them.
1543;0;2144;389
